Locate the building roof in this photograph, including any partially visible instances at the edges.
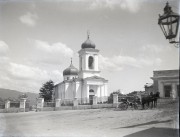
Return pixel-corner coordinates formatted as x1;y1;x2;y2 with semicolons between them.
63;59;78;76
84;76;108;82
81;34;96;49
144;83;153;88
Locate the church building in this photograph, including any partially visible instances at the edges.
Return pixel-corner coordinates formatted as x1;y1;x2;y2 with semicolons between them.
54;34;108;104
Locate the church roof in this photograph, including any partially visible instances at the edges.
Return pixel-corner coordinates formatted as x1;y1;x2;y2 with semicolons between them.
63;59;78;76
84;76;108;82
81;34;96;49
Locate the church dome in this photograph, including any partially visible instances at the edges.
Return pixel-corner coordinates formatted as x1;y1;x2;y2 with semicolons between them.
81;35;96;49
63;60;78;76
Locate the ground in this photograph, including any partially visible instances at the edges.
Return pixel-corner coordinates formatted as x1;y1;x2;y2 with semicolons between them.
0;101;179;137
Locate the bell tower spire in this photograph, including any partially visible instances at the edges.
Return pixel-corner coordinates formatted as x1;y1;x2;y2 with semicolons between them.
87;30;90;39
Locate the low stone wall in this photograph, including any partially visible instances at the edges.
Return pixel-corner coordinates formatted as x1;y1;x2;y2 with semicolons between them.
157;98;179;104
43;107;55;111
54;103;116;111
0;108;19;113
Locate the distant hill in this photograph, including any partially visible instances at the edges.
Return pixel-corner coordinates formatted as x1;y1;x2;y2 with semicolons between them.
0;88;39;106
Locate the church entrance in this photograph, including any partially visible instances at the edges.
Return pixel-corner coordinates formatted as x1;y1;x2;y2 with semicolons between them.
89;89;94;105
89;95;94;105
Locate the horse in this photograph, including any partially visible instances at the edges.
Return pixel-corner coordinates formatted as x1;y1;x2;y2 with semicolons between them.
151;92;160;108
141;92;160;109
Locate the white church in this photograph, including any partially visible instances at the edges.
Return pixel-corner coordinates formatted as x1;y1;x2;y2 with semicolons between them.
54;34;108;104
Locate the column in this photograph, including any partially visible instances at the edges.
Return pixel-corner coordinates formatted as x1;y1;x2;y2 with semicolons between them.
87;85;89;103
113;94;118;104
37;98;44;111
158;81;164;97
85;54;88;70
99;86;102;102
55;99;61;107
93;96;97;105
172;83;177;99
5;100;10;109
20;98;27;112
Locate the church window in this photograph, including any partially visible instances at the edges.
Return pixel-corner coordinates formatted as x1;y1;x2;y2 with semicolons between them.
88;56;94;69
89;89;94;92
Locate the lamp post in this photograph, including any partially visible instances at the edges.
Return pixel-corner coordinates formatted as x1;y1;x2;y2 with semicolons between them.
158;2;179;48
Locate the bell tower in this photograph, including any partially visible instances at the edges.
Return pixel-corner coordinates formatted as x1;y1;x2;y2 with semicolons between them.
78;33;100;79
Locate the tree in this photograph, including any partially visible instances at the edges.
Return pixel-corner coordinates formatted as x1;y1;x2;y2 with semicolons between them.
39;80;54;102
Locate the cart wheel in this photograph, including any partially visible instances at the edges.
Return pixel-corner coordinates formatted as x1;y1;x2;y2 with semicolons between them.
118;103;128;110
144;103;149;110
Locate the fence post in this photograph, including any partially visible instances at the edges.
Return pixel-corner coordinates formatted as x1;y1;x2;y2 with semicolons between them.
55;99;61;108
93;96;97;105
113;94;118;104
20;98;27;112
5;100;10;110
73;98;78;107
37;98;44;111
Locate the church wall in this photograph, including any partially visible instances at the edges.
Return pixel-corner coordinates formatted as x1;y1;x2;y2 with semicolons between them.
54;86;58;99
65;82;75;100
94;55;99;71
104;83;108;96
75;81;82;99
64;75;78;81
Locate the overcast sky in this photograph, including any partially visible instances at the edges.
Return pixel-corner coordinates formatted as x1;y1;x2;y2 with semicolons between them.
0;0;179;94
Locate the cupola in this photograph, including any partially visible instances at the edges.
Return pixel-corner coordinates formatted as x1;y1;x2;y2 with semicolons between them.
81;32;96;49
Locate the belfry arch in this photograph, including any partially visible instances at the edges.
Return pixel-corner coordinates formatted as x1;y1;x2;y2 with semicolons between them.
88;56;94;69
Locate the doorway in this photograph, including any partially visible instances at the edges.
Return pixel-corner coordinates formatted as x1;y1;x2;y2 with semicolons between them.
89;95;94;105
164;85;172;97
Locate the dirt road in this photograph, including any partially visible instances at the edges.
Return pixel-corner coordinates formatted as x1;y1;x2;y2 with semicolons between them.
0;102;179;137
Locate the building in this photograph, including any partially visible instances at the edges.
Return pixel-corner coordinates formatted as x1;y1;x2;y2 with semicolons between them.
151;70;179;98
144;83;153;95
54;34;108;104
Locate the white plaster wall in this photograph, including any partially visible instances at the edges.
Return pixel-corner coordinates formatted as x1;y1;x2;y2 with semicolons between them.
94;55;99;71
78;71;100;79
104;83;108;96
75;82;82;98
101;85;105;97
158;81;164;97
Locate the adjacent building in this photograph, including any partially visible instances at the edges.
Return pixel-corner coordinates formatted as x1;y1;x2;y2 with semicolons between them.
54;35;108;104
151;69;179;98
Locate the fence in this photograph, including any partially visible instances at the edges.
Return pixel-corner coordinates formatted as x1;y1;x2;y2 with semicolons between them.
10;102;20;108
0;98;30;113
44;102;55;107
0;103;5;109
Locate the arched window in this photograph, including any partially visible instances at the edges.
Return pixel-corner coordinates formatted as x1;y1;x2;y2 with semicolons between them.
88;56;94;69
89;89;94;92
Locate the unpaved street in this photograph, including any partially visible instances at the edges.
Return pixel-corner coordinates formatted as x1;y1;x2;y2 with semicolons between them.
0;102;179;137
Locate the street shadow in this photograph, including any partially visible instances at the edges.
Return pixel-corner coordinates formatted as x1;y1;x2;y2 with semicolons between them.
120;120;172;128
123;127;179;137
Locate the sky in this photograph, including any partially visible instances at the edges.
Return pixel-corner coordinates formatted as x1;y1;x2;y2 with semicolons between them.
0;0;179;95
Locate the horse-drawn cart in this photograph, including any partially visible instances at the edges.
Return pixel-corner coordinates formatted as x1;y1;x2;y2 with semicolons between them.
117;92;160;110
117;96;141;110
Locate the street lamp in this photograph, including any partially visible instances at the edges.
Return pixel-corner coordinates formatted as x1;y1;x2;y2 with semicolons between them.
158;2;179;48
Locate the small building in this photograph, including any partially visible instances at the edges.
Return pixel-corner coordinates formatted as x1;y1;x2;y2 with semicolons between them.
144;83;153;95
151;69;179;98
54;34;108;104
